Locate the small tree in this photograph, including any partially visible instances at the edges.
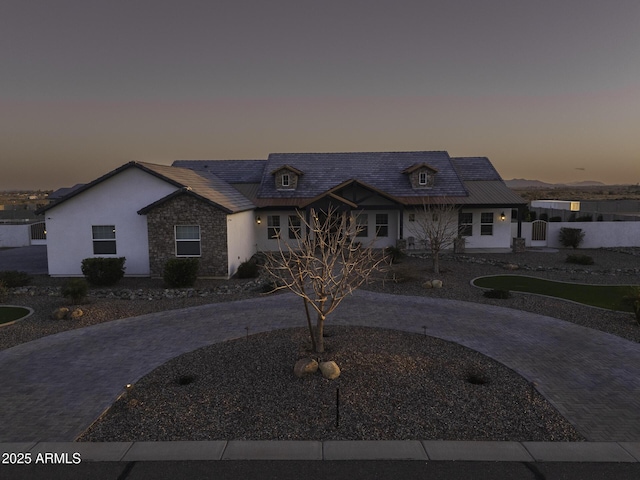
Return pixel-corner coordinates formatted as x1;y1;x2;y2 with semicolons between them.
405;200;461;274
263;207;387;353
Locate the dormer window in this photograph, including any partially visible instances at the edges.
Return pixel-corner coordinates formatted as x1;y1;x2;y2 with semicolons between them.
402;163;438;189
271;165;303;191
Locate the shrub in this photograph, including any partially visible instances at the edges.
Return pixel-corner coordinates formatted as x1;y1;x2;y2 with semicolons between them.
163;258;199;288
81;257;126;286
62;278;89;303
623;287;640;326
483;289;511;299
385;246;404;264
558;228;584;249
575;215;593;222
0;270;31;288
236;259;259;278
566;254;594;265
549;216;562;222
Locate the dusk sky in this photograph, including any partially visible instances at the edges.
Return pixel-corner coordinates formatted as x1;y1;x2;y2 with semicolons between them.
1;0;638;190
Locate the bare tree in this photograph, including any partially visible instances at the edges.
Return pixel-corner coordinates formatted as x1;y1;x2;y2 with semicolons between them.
405;200;461;274
262;207;387;353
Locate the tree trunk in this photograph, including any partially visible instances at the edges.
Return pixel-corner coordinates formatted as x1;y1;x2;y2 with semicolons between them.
315;313;325;353
433;251;440;274
303;298;317;352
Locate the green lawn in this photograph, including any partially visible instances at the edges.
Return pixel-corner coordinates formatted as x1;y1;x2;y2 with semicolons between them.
0;306;31;325
472;275;638;312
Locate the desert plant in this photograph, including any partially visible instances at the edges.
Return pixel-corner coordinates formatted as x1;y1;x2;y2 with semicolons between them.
81;257;126;286
0;270;31;288
236;259;259;278
566;254;594;265
558;227;585;249
163;258;199;288
483;289;511;299
62;278;89;303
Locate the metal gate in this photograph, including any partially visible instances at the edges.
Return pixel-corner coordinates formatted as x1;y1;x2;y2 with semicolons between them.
531;220;547;246
30;221;47;245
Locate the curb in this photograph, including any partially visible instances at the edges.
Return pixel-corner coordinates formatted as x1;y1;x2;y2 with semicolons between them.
2;441;640;463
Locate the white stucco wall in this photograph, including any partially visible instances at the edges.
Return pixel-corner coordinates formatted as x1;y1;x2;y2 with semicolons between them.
0;224;31;247
45;168;177;276
547;222;640;248
226;209;257;277
405;208;512;250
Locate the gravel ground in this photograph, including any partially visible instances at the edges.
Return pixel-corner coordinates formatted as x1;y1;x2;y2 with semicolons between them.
2;247;639;441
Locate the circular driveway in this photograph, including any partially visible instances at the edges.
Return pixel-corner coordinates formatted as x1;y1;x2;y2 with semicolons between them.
1;290;640;442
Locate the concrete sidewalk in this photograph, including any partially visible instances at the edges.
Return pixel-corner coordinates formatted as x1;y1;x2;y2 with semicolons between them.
2;291;640;443
2;440;640;462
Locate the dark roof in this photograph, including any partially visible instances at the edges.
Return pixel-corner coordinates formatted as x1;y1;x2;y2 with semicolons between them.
258;151;468;199
37;161;254;215
172;160;266;183
451;157;502;181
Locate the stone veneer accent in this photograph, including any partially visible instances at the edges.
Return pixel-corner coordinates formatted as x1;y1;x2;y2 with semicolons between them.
145;194;229;277
275;169;299;190
408;168;436;189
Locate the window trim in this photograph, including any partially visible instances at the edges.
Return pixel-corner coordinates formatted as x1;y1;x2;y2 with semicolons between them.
175;225;201;257
268;215;281;240
92;225;117;255
355;214;368;237
288;215;301;239
458;212;473;237
418;171;428;185
480;212;494;236
281;173;290;187
375;213;389;237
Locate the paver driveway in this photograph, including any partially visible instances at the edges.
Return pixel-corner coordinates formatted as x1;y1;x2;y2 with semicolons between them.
1;290;640;442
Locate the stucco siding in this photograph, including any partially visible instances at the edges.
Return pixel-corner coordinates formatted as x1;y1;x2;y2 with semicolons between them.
226;209;257;277
45;168;177;276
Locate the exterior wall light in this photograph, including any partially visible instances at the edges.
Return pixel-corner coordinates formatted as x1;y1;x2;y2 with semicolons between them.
500;212;506;221
256;216;261;224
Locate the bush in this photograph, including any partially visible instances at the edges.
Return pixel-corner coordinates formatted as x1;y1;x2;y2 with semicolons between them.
385;246;404;264
558;227;584;249
566;254;594;265
81;257;126;286
62;278;89;303
236;259;259;278
0;270;31;288
163;258;199;288
623;288;640;326
549;216;562;222
483;289;511;299
575;215;593;222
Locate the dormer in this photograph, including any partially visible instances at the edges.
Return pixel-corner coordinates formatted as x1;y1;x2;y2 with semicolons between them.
402;163;438;189
270;165;303;190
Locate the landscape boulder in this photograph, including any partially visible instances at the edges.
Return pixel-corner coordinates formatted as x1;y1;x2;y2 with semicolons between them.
431;279;443;288
51;307;70;320
319;361;341;380
294;358;318;378
504;263;519;271
70;308;84;320
422;280;433;289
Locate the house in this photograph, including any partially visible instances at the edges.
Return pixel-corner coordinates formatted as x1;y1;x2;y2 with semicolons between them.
37;151;527;278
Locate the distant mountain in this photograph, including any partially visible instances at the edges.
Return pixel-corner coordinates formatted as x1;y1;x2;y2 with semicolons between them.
505;179;606;188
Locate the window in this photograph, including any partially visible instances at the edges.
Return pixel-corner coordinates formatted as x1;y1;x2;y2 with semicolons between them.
375;213;388;237
92;225;116;254
458;212;473;237
268;215;280;239
481;212;494;236
418;172;428;185
288;215;301;239
355;214;368;237
175;225;201;256
408;213;415;222
281;173;290;187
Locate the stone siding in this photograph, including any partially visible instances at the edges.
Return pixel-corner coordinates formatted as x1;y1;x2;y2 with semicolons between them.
408;168;436;189
145;194;228;277
275;170;299;190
